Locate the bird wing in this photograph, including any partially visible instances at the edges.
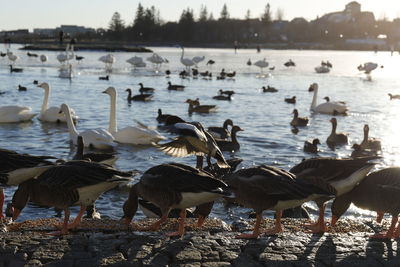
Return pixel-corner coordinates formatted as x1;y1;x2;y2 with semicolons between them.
156;137;204;157
0;149;54;173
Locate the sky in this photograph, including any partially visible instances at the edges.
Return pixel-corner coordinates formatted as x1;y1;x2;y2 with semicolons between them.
1;0;399;31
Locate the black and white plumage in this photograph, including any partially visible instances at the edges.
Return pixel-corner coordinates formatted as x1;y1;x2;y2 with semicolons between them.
207;119;233;139
122;163;230;236
73;136;117;165
125;88;153;102
156;109;173;123
216;126;244;152
290;109;309;127
138;83;155;93
167;82;185;91
156;122;229;169
11;160;132;235
224;165;335;238
9;65;23;73
303;138;320;153
99;75;109;81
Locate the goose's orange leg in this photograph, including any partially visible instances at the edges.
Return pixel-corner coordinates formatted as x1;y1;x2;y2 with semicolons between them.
236;213;262;239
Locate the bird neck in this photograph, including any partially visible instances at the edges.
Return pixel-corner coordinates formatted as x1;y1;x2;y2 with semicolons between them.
231;130;239;144
41;87;50;114
311;89;318;110
64;107;79;141
363;128;369;142
293;112;298;119
123;184;139;222
108;93;118;134
75;140;84;160
331;122;337;134
181;48;184;59
127;90;132;100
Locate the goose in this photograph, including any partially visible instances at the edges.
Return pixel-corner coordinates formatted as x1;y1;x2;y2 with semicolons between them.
186;99;217;113
179;70;189;78
73;136;117;165
59;103;115;150
125;88;153;102
156;122;229;169
360;124;381;151
246;59;252;66
99;54;116;70
0;148;55;219
290;157;376;233
192;68;199;77
122;163;230;237
179;46;195;70
167;82;185;91
103;87;165;145
309;83;348;115
0;105;37;123
331;168;400;239
326;118;348;148
126;56;146;68
206;59;215;66
75;55;84;61
138;83;155;93
219;89;235;95
37;82;78;123
388;93;400;100
213;91;232;101
156;109;174;123
208;119;233;139
199;71;209;77
285;96;296;104
216;126;243;152
40;54;48;63
99;75;109;81
303;138;320;153
254;58;269;73
262;86;278;92
9;65;23;73
351;144;377;158
224;165;335;238
284;59;295;67
290;109;309;127
226;71;236;78
18;85;27;91
323;96;346;105
11;160;132;235
315;65;330;73
27;52;38;57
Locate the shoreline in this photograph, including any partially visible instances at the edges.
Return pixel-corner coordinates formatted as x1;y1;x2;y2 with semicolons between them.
1;218;398;266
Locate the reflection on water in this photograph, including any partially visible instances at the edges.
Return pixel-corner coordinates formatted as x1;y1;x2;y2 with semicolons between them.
1;44;400;223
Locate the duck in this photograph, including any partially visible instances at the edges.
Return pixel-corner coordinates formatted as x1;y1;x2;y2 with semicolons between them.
206;59;215;66
303;138;320;153
167;82;185;91
326;118;348;148
165;70;171;76
223;165;335;238
388;93;400;100
290;156;376;233
0;105;37;123
331;168;400;239
219;69;226;78
103;87;165;145
213;90;232;101
122;163;230;237
59;103;116;150
138;83;155;93
310;83;348;115
0;148;55;219
285;96;296;104
220;90;235;95
37;82;79;123
351;144;377;158
73;136;117;165
11;160;132;235
360;124;381;151
125;88;153;102
207;119;233;139
246;59;252;66
284;59;295;67
9;65;23;73
290;109;309;127
18;85;27;91
262;86;278;93
192;68;199;77
33;80;39;85
156;122;229;169
156;109;174;123
216;126;244;152
186;99;217;113
27;52;38;57
99;75;109;81
226;71;236;78
75;55;84;61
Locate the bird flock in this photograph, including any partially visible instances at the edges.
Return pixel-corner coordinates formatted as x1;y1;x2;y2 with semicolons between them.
1;47;400;240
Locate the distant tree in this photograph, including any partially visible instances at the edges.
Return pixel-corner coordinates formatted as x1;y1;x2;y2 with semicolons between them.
245;9;251;20
199;5;208;22
134;3;145;25
208;12;215;21
179;8;195;41
275;8;284;21
109;12;125;32
261;3;272;23
220;4;230;20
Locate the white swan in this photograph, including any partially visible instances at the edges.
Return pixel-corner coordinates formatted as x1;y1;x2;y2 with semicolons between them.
99;54;116;70
310;83;348;115
357;62;378;74
60;103;115;150
254;58;269;73
57;44;74;64
103;87;165;145
58;64;73;79
180;47;195;70
192;56;205;65
37;82;78;123
7;51;19;64
127;56;146;68
40;54;48;63
0;105;37;123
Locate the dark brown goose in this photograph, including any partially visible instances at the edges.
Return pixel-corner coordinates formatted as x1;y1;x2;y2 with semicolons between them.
331;168;400;239
207;119;233;139
122;163;230;237
216;126;244;152
156;122;229;169
156;109;173;123
73;136;117;165
326;118;348;149
138;83;155;93
303;138;320;153
224;165;335;238
11;160;132;235
360;124;381;151
125;88;153;102
167;82;185;91
285;96;296;104
290;109;309;127
351;144;377;158
9;65;23;73
186;99;217;113
388;93;400;100
213;90;232;101
290;157;376;233
0;149;55;219
262;86;278;92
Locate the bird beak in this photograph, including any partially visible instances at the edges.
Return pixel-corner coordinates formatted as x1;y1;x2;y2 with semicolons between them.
102;91;107;94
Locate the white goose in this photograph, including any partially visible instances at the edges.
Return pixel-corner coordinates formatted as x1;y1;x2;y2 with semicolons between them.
37;82;78;123
59;103;115;150
103;87;165;145
310;83;348;115
0;105;37;123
